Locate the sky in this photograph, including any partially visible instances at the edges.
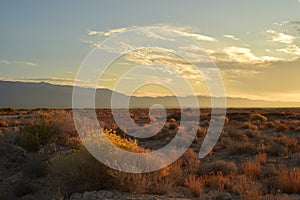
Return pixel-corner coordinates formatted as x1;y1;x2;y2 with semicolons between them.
1;0;300;102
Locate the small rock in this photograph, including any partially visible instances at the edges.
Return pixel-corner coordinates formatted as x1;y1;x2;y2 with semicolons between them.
69;193;82;200
97;190;114;199
216;192;232;200
289;194;300;200
82;191;97;200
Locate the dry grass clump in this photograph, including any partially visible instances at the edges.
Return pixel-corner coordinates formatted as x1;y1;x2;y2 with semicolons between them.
184;174;204;197
180;149;201;174
202;172;231;192
15;110;79;151
228;142;257;156
265;122;275;129
278;167;300;194
256;152;267;165
227;129;249;142
250;114;268;122
199;160;238;176
242;122;258;130
281;136;299;153
241;160;261;179
244;129;260;138
275;123;289;133
230;175;262;199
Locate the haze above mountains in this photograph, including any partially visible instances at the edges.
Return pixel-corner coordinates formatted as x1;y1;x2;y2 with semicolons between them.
1;80;300;109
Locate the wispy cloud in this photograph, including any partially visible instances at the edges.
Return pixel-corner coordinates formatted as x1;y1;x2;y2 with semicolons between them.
0;59;38;67
266;29;295;44
224;34;239;41
277;45;300;56
87;25;216;42
223;46;279;65
15;61;38;67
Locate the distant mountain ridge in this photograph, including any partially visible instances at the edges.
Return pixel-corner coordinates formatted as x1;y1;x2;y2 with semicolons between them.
1;80;300;109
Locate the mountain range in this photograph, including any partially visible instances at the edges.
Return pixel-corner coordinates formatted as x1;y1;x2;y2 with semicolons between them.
1;80;300;109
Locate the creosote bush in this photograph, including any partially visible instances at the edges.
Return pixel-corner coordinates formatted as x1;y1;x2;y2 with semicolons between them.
250;114;268;122
199;160;238;176
15;110;78;151
275;123;289;133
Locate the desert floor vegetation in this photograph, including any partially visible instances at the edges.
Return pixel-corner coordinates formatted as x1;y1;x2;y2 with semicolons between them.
0;108;299;199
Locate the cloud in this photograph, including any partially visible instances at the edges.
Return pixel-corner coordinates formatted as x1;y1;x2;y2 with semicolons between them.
224;34;239;41
87;25;216;42
88;28;127;37
223;46;279;65
178;32;216;42
15;61;38;67
277;44;300;56
0;59;38;67
266;29;295;44
88;30;103;36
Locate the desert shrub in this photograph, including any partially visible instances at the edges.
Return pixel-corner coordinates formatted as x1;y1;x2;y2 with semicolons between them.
202;173;231;192
0;107;16;114
15;110;78;151
219;137;233;149
199;160;237;176
242;122;258;130
197;126;207;137
245;129;260;138
169;117;176;122
241;160;261;179
181;149;200;174
228;130;249;142
278;167;300;193
184;175;204;197
250;114;267;122
263;164;278;177
267;143;288;157
13;178;35;197
275;123;289;133
50;148;112;195
0;119;8;128
220;116;229;123
228;142;257;156
16;124;48;151
230;175;262;199
23;156;47;178
256;152;267;165
110;168;175;195
166;122;179;130
265;122;275;129
50;130;149;195
281;137;298;152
